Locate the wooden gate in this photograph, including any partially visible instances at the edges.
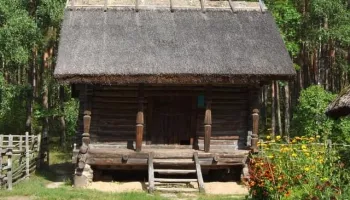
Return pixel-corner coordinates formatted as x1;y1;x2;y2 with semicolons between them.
150;97;193;145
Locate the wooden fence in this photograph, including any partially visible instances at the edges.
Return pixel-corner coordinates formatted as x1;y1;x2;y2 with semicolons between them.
0;132;41;190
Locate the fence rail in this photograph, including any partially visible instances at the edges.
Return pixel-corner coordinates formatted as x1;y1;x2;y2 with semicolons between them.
0;132;41;190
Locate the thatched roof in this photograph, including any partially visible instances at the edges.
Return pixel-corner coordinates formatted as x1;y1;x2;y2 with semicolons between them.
326;87;350;119
54;7;295;84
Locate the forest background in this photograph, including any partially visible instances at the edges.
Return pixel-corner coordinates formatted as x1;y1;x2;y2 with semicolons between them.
0;0;349;147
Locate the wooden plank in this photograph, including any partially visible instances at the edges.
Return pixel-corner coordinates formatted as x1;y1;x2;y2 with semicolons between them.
148;152;154;193
155;187;198;193
7;135;13;190
194;152;205;193
154;169;196;174
153;159;194;165
154;178;197;183
25;132;29;178
0;135;2;187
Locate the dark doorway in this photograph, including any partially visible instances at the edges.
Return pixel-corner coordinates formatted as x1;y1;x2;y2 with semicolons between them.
150;96;192;144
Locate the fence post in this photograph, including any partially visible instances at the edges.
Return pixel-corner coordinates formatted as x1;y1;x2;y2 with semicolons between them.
19;136;23;151
25;132;30;178
327;139;332;149
7;135;13;190
36;133;42;169
0;135;3;187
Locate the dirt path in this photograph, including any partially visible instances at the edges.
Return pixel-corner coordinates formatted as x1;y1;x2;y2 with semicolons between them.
87;181;248;195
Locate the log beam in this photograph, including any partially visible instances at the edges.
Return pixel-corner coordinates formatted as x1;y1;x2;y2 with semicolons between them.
136;84;144;152
204;86;212;152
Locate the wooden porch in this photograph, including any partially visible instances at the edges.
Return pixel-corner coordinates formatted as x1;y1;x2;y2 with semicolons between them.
73;143;250;168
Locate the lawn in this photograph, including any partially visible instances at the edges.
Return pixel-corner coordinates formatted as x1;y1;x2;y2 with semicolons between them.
0;149;246;200
0;174;245;200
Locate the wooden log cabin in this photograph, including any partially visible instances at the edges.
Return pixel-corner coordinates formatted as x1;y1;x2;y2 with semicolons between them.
55;0;295;191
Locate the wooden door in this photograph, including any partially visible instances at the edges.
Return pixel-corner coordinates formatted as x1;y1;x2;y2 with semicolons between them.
151;96;192;144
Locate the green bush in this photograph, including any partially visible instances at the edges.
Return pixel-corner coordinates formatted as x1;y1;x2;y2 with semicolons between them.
291;85;336;139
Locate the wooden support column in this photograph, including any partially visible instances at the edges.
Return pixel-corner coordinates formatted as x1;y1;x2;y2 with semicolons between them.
251;109;259;152
74;85;93;188
249;87;260;152
204;86;212;152
136;84;144;152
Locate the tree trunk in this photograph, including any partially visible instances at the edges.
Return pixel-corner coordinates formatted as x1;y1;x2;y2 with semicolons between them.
271;81;276;138
59;86;66;147
284;82;290;139
275;81;282;136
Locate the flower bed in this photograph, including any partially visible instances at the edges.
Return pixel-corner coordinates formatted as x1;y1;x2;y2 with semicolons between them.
248;136;350;199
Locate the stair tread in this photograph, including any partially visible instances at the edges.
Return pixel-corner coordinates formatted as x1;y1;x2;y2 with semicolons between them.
153;159;194;164
154;178;197;183
155;187;199;193
154;169;196;174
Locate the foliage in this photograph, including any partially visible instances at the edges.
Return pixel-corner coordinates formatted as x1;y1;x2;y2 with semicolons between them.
64;98;79;138
331;117;350;144
0;0;39;65
0;72;29;134
264;0;301;58
248;136;350;199
291;85;336;138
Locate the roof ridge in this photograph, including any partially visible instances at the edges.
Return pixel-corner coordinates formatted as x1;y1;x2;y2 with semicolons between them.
66;0;268;13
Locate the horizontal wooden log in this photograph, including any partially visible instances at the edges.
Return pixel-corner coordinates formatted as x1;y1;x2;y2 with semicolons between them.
197;136;240;140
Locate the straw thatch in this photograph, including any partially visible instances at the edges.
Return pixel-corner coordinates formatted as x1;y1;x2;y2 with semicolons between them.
54;7;295;84
326;87;350;119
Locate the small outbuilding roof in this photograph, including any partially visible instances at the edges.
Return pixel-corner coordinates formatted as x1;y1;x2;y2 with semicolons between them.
54;6;295;84
326;87;350;119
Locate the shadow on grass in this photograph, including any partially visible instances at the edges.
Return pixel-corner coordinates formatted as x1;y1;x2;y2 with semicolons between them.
35;161;74;183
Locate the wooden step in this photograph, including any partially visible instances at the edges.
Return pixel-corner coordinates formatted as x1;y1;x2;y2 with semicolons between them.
154;178;197;183
155;187;199;193
153;159;194;165
154;169;196;174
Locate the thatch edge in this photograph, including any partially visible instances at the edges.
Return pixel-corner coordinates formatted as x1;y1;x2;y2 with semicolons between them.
54;74;295;85
326;86;350;118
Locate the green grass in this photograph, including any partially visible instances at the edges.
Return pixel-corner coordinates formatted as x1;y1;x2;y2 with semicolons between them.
0;149;247;200
0;174;246;200
0;174;166;200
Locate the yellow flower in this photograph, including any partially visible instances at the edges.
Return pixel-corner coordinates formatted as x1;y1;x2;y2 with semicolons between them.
301;145;307;150
321;177;329;181
316;135;321;138
276;135;281;140
268;155;274;159
309;137;315;141
266;135;271;139
304;152;310;156
270;140;276;143
292;153;297;157
295;136;301;140
304;167;310;172
319;159;324;164
292;139;297;143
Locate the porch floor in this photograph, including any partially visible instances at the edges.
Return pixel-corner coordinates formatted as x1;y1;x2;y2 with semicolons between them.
74;143;250;168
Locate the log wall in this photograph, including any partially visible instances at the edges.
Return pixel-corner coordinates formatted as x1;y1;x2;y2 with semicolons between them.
75;85;251;149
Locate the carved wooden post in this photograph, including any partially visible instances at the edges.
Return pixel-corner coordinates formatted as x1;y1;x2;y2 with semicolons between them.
204;86;212;152
74;85;93;188
136;84;144;152
251;109;259;152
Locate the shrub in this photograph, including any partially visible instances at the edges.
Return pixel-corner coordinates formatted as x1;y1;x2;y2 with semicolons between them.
248;136;350;199
291;85;336;138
